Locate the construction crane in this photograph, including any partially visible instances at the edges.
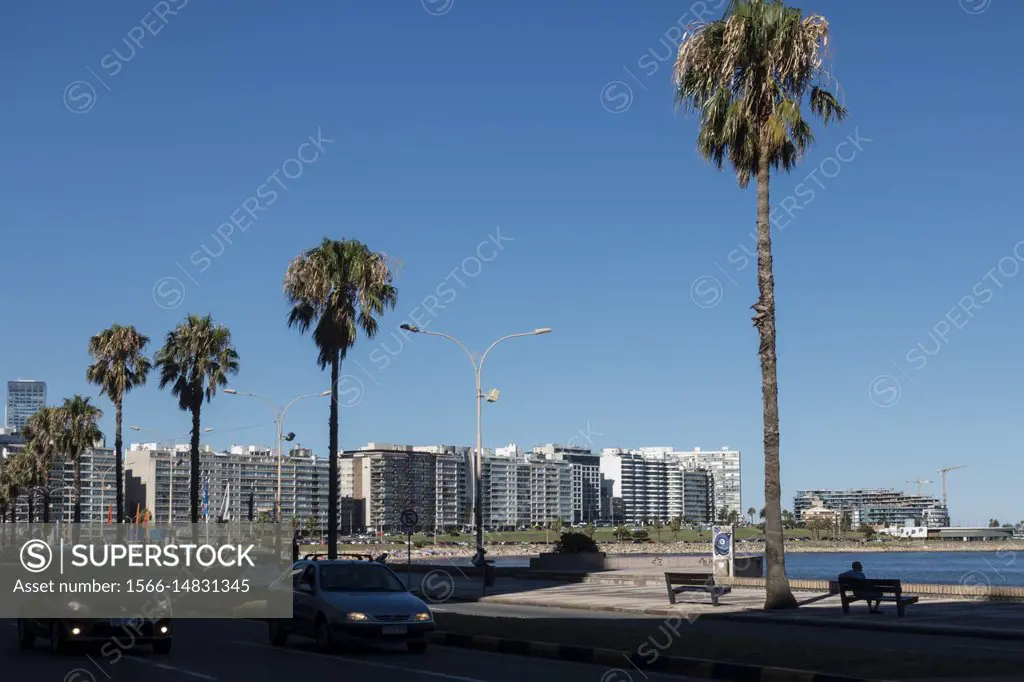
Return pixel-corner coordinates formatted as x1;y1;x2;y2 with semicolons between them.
937;465;967;506
906;479;932;497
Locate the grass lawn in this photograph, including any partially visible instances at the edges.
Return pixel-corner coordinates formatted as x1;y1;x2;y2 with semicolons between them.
432;612;1020;679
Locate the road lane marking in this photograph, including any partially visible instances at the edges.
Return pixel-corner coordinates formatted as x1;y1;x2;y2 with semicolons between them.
233;641;487;682
123;656;218;681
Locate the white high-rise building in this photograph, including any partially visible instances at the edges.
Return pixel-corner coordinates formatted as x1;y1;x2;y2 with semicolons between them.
673;447;741;518
599;448;718;525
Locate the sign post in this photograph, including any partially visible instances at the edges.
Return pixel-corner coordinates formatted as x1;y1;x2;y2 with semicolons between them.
401;508;419;590
711;525;734;580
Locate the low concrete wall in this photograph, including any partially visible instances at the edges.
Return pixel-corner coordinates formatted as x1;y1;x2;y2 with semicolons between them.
718;575;1024;601
529;552;607;572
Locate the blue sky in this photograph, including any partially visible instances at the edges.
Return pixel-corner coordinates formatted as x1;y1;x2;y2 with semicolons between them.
1;1;1020;524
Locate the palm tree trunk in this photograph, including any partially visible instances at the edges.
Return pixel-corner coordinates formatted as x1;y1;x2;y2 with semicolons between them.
27;490;35;524
327;352;340;560
115;399;124;525
190;396;202;525
754;151;797;610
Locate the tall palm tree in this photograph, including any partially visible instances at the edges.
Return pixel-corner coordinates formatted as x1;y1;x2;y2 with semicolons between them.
155;314;240;524
284;238;397;559
747;507;756;525
87;324;152;524
674;0;845;609
56;396;104;527
22;407;62;523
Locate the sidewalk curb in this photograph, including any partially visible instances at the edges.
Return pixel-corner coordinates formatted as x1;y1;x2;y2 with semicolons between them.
428;631;891;682
470;595;1024;642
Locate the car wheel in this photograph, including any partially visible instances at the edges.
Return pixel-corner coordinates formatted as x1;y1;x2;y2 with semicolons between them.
315;618;335;653
152;639;172;655
16;619;35;650
407;640;428;654
49;621;68;655
268;619;288;647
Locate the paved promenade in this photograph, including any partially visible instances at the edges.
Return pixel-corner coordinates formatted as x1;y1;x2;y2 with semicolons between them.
399;565;1024;638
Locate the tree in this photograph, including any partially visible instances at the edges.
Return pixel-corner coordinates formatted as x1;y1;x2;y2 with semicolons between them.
858;524;876;539
727;509;741;526
669;517;682;541
304;514;318;538
155;314;240;524
284;238;397;560
674;0;845;610
22;407;62;522
583;522;595;540
747;507;756;525
86;324;152;524
716;506;731;525
989;519;1001;528
804;517;829;541
550;518;564;534
839;511;852;539
55;396;104;528
614;524;631;541
781;509;794;529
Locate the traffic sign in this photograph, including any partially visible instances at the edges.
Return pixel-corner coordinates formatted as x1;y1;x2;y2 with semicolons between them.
401;508;418;529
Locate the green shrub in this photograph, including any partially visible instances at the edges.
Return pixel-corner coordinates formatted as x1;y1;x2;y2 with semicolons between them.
554;531;600;554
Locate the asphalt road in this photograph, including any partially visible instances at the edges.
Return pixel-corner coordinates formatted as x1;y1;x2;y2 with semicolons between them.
431;601;1024;665
0;619;699;682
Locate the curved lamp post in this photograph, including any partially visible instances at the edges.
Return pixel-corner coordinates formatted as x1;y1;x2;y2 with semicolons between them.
399;324;552;562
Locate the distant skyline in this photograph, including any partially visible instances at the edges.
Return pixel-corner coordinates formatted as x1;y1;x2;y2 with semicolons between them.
2;1;1021;522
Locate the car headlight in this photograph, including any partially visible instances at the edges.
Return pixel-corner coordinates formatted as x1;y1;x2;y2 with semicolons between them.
413;612;432;621
346;612;369;621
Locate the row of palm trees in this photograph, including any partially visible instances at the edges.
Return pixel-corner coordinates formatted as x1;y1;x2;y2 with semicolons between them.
0;239;394;564
0;397;103;526
4;0;844;610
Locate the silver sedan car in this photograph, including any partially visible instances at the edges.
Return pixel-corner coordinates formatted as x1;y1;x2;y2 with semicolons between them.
267;559;434;653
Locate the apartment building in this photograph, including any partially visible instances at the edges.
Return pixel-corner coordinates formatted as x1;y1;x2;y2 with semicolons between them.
478;446;573;527
10;446;117;523
125;443;339;532
532;443;601;523
343;444;470;532
674;447;741;517
599;448;715;525
794;488;950;528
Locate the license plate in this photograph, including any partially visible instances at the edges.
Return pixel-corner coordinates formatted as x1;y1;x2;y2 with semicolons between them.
110;618;142;628
381;625;407;635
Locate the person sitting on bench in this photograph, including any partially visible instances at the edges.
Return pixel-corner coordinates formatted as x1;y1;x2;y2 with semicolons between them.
839;561;882;613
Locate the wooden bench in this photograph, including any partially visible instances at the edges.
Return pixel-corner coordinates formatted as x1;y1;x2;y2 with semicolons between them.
664;572;731;606
838;577;919;617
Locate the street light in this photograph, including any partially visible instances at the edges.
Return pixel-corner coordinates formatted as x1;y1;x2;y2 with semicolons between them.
223;389;330;523
400;324;552;562
129;426;213;523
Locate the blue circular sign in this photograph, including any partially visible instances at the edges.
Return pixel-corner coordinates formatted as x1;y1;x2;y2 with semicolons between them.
713;532;732;556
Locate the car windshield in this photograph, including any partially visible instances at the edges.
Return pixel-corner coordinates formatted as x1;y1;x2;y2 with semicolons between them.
318;564;406;592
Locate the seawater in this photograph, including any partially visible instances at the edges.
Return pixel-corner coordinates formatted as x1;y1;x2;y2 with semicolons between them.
475;551;1024;585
